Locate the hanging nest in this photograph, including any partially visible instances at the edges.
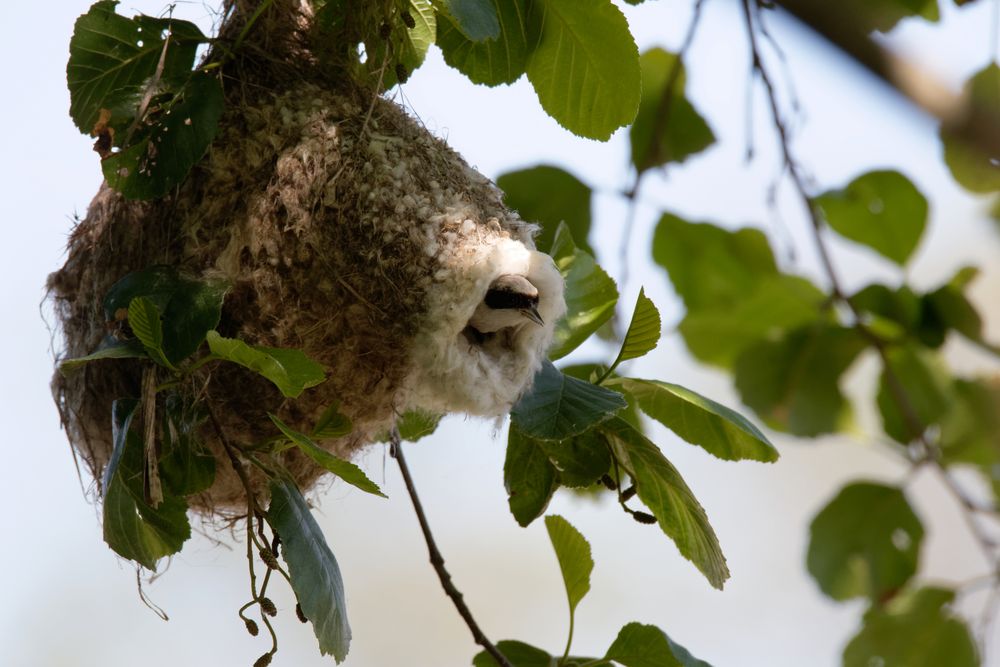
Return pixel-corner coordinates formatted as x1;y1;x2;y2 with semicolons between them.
48;0;565;514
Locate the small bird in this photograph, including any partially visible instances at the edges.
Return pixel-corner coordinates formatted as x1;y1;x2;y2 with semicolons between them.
466;274;544;343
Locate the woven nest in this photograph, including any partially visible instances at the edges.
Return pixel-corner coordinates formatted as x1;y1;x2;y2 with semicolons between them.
48;3;565;514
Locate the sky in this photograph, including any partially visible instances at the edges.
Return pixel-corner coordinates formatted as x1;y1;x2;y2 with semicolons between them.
1;1;999;666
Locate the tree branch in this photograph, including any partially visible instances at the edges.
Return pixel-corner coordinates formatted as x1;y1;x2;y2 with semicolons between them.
741;0;1000;573
389;431;513;667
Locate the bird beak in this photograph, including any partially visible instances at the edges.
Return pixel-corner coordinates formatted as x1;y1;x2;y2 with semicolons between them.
521;305;545;327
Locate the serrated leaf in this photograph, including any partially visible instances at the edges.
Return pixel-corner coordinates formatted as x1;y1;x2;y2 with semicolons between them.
270;415;385;498
678;275;827;368
808;482;924;602
843;587;977;667
607;288;661;375
544;515;593;617
103;72;224;199
631;48;715;173
67;1;208;134
206;330;326;398
472;640;554;667
652;213;777;312
59;337;148;374
437;0;499;40
268;478;351;662
941;64;1000;192
103;399;191;569
505;425;559;527
540;429;612;487
605;622;714;667
438;0;535;86
511;360;626;440
549;222;619;360
611;378;777;462
128;296;173;368
816;170;928;266
877;345;952;443
105;266;227;364
735;325;867;437
396;409;442;442
312;403;353;439
602;417;729;589
525;0;641;140
497;165;593;255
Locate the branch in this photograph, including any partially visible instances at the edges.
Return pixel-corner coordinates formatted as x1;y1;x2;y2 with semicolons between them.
773;0;1000;156
741;0;1000;573
389;431;513;667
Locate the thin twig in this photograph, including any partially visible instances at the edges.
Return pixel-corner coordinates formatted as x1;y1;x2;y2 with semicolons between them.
389;431;513;667
740;0;1000;573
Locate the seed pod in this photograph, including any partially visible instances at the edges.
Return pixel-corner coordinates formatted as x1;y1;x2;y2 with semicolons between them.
632;511;657;525
395;62;409;83
260;548;279;570
244;618;259;636
253;653;273;667
259;597;277;617
621;485;637;501
296;602;308;623
401;10;416;28
600;474;617;491
378;21;392;39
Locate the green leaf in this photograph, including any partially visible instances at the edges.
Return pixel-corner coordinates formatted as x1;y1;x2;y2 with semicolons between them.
630;48;715;173
602;417;729;589
877;345;952;443
438;0;535;86
437;0;499;40
268;478;351;662
606;289;661;375
67;1;208;134
511;360;627;440
102;72;225;199
815;170;928;266
158;393;215;496
549;223;619;360
472;640;554;667
104;266;228;364
544;515;593;617
605;622;714;667
103;399;191;569
206;330;326;398
807;482;924;602
941;64;1000;193
369;0;436;87
843;588;978;667
735;325;867;437
270;415;385;497
395;409;442;442
496;165;592;255
846;0;939;32
539;429;612;487
610;378;778;462
652;213;777;312
505;425;559;527
922;266;992;349
850;283;922;341
678;275;827;368
59;338;148;374
128;296;173;368
159;273;228;363
312;403;353;439
525;0;641;140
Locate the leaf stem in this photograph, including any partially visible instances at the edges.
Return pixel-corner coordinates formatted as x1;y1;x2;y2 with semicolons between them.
388;431;513;667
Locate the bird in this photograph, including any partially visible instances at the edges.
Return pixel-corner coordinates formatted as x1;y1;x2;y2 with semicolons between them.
465;274;544;344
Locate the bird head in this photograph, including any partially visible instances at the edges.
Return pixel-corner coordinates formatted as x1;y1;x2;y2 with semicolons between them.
467;274;545;336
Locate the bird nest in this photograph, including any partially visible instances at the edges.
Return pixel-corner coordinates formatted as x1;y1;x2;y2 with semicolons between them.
49;74;565;514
